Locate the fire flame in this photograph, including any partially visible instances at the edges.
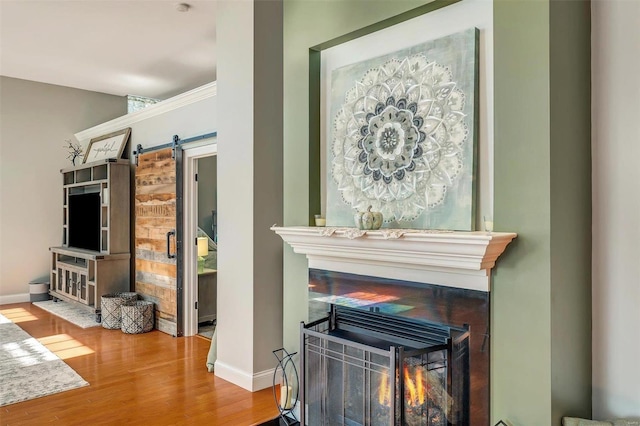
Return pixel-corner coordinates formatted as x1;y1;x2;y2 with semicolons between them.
378;373;390;405
415;368;425;405
404;365;426;406
377;365;454;419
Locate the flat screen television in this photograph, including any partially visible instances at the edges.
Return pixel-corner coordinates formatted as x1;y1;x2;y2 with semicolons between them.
68;192;101;252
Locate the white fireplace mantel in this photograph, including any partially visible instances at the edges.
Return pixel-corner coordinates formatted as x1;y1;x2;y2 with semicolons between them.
272;226;517;292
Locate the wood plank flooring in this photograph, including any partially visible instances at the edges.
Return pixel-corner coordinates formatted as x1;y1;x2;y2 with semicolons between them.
0;303;278;426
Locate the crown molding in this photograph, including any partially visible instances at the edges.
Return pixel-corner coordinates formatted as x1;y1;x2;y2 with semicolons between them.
74;82;217;142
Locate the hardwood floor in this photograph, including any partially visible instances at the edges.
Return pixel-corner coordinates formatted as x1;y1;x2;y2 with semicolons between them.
0;303;278;426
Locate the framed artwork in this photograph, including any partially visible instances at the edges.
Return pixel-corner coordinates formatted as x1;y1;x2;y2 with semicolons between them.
83;128;131;164
326;28;479;230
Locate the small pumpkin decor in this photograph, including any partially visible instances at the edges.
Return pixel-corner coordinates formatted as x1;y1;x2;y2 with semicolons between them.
354;206;383;230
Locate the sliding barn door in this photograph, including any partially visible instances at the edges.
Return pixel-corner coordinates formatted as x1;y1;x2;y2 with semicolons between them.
134;145;183;336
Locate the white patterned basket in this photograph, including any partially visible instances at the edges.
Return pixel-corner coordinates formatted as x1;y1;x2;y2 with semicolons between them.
101;292;138;329
121;301;154;334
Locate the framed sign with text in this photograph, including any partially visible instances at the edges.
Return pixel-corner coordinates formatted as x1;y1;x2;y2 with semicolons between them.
83;128;131;164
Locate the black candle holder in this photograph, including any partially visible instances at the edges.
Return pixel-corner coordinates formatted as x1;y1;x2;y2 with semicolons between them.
272;348;299;425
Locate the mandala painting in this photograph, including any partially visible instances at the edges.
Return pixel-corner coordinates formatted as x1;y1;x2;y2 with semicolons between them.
327;28;478;230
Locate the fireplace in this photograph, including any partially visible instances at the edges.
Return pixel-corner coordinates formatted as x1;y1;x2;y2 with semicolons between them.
301;304;469;425
303;269;487;425
271;226;516;425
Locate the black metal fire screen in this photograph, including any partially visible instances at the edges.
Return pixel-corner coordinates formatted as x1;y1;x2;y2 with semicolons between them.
300;305;469;426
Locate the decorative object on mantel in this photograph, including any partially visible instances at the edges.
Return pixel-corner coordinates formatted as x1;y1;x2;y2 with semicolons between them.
63;139;84;165
319;227;366;239
327;28;479;231
353;205;383;230
318;226;454;240
484;215;494;234
82;127;131;164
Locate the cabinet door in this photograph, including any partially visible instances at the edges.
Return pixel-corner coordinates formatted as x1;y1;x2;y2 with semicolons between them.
77;273;89;305
61;267;78;300
56;267;64;293
134;147;183;336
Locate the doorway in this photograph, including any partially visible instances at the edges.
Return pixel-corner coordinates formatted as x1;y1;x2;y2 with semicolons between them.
183;142;217;337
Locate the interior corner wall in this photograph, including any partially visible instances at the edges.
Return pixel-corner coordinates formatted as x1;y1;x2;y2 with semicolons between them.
0;77;126;301
215;0;283;389
493;0;592;423
252;0;284;375
592;0;640;418
549;0;592;421
492;1;553;424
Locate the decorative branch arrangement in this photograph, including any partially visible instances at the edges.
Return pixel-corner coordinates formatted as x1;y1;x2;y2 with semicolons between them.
63;139;84;166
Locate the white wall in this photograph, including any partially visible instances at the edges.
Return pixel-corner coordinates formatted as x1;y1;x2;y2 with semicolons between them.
0;77;126;303
75;87;217;158
214;0;283;391
113;95;216;154
592;0;640;418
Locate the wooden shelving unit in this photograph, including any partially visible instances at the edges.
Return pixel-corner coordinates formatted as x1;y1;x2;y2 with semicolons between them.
50;159;131;321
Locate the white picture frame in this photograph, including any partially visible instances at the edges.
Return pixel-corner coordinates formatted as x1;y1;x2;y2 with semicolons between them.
83;128;131;164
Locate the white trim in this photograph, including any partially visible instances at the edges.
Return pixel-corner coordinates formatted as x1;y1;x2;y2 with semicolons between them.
252;368;278;392
0;293;31;305
74;82;217;142
272;226;517;292
183;142;218;337
214;361;276;392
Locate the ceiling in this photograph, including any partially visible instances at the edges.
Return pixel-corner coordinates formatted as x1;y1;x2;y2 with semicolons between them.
0;1;217;100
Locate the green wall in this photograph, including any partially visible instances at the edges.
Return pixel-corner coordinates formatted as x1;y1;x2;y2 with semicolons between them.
493;0;591;423
492;0;553;422
283;0;592;423
549;0;591;421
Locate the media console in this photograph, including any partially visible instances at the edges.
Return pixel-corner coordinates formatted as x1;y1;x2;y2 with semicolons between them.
50;159;131;321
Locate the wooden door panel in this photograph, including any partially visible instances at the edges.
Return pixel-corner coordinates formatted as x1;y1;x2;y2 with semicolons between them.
134;147;178;336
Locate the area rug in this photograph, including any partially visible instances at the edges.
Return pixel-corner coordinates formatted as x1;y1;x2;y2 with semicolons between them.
33;300;100;328
0;313;89;406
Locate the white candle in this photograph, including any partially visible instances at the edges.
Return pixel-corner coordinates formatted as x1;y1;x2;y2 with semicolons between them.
483;216;493;233
280;385;292;409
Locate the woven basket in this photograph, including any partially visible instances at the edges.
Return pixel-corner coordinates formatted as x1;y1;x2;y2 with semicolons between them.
121;301;154;334
101;292;138;329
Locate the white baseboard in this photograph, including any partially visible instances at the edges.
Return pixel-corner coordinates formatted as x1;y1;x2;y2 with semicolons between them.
214;361;277;392
0;293;30;305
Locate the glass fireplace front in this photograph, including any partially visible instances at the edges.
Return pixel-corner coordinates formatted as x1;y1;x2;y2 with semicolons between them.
301;305;469;426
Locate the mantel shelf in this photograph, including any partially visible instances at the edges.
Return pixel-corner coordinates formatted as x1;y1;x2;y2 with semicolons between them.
271;226;517;292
